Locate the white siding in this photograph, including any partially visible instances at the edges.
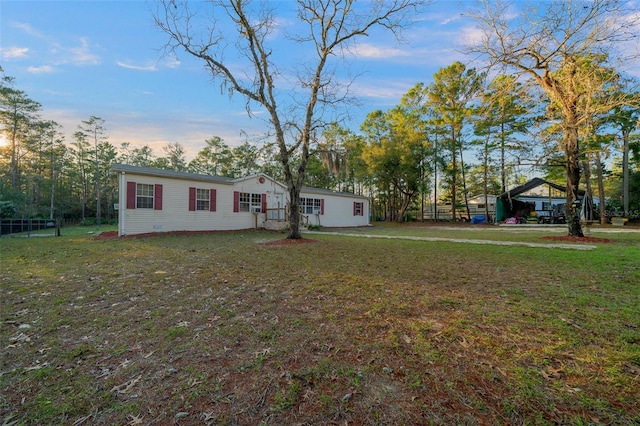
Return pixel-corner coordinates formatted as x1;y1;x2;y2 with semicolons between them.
301;190;369;227
118;173;245;236
115;166;369;235
232;175;287;229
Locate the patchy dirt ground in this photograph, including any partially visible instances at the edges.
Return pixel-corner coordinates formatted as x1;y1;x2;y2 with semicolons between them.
95;228;612;245
263;238;317;246
2;228;639;425
93;230;244;241
93;230;118;240
541;235;612;243
95;230;318;245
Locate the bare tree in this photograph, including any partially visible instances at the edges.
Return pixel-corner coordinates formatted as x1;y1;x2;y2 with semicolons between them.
469;0;640;236
154;0;424;238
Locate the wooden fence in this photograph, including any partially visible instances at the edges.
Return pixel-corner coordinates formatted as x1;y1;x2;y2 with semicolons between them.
0;219;60;237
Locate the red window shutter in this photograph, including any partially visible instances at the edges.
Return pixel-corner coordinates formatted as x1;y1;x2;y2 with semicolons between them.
154;184;163;210
233;191;240;212
320;199;324;215
261;193;267;213
353;201;357;216
126;181;136;209
188;187;196;211
210;189;216;212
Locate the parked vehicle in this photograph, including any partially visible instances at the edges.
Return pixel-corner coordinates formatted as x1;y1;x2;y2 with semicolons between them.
536;204;566;224
422;202;495;222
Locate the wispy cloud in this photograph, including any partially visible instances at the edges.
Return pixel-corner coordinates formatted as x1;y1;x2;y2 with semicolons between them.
68;38;100;66
11;21;100;67
439;11;467;26
117;61;157;71
27;65;54;74
162;56;181;69
353;78;416;102
0;46;29;60
350;43;412;59
458;25;485;48
12;22;46;39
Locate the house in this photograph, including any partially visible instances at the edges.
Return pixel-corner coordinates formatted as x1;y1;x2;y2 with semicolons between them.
422;195;497;222
421;178;599;224
496;178;598;223
112;164;369;236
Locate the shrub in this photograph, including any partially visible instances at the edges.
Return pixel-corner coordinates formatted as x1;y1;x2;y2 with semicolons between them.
0;200;18;218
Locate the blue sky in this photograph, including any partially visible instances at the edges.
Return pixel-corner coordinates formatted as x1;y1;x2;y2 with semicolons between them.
2;1;485;159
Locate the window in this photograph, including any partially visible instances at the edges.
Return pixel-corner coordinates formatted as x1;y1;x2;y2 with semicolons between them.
196;188;210;211
353;201;364;216
235;192;263;212
189;187;216;212
301;197;323;215
137;183;155;209
251;194;262;211
239;192;250;212
126;181;162;210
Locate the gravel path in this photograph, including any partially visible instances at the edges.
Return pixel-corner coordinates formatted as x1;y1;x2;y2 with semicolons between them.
305;231;598;250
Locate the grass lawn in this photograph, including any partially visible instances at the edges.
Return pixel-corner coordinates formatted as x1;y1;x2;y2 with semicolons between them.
1;224;639;425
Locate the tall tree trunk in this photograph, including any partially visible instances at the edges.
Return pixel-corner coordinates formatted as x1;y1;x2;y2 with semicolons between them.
9;107;20;191
622;129;630;217
433;133;439;221
393;185;399;222
95;143;102;227
277;126;304;239
450;130;457;222
459;144;470;221
398;191;414;222
420;180;425;222
582;156;593;221
484;135;490;221
564;127;584;237
288;184;301;238
594;151;607;225
49;164;56;220
500;122;506;194
81;185;86;221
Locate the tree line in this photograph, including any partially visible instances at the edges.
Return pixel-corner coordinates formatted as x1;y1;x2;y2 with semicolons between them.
2;1;640;235
153;0;640;238
0;71;284;224
1;59;638;226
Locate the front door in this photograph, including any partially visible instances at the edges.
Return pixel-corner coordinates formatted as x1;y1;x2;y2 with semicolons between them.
268;191;285;220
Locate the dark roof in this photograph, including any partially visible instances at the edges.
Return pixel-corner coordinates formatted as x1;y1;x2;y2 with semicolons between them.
111;164;369;200
111;164;235;184
302;186;368;200
499;177;585;199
